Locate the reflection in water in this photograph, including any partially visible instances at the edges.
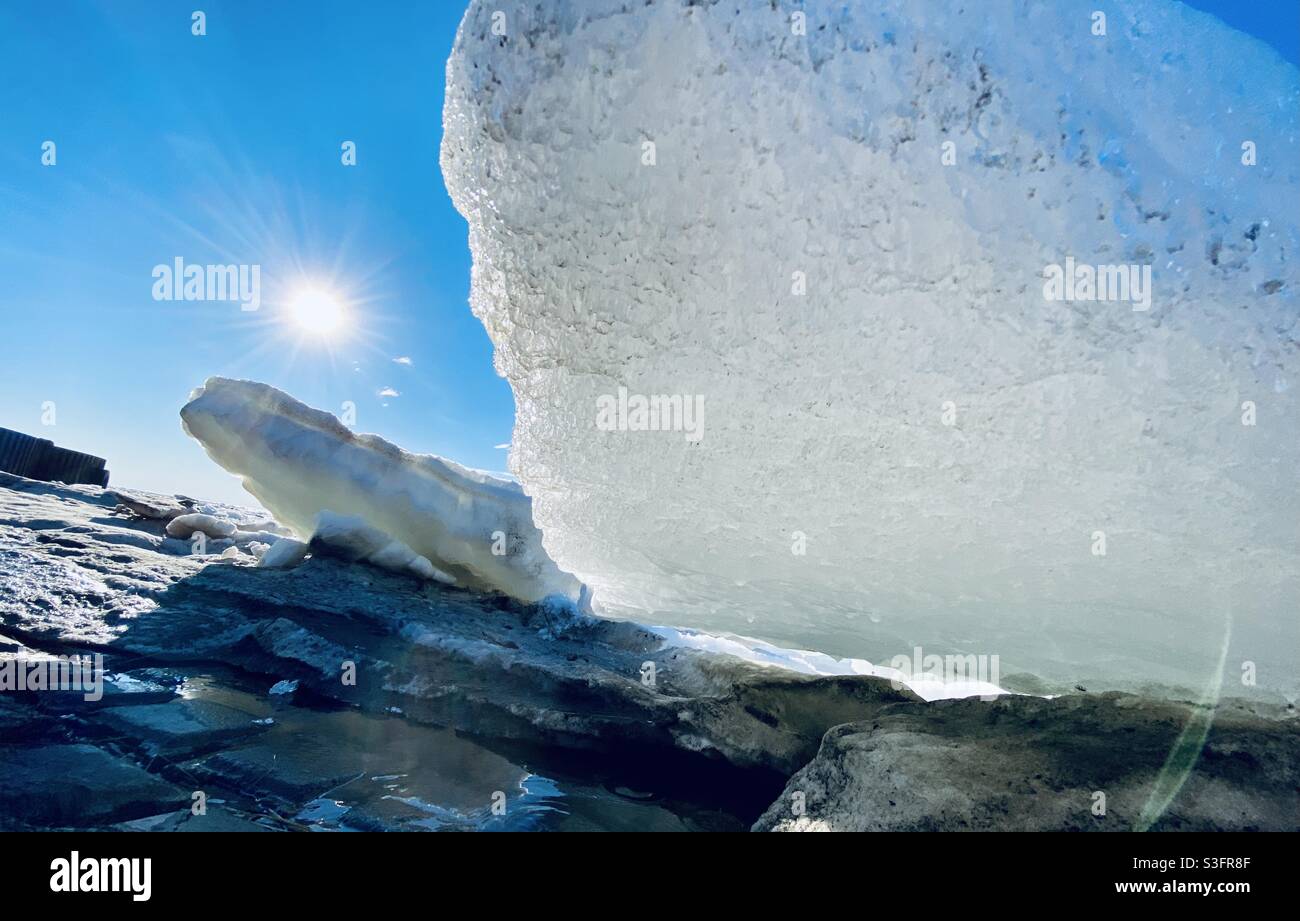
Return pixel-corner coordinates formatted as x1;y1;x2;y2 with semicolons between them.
173;670;749;832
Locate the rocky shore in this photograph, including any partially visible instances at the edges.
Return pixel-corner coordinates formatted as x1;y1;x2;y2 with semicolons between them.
1;473;1295;831
754;693;1298;831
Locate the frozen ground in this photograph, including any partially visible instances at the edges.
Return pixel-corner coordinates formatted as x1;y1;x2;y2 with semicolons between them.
442;0;1300;700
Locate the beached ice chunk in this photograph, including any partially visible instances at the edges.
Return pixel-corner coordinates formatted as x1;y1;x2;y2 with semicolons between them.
257;537;308;570
442;0;1300;697
165;513;237;540
181;378;583;603
247;541;271;560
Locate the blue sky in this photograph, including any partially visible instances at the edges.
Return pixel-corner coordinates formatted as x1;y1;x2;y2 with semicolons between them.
0;0;494;505
1;0;1296;507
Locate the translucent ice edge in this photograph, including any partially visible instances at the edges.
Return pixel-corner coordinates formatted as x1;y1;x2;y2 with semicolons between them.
652;625;1008;702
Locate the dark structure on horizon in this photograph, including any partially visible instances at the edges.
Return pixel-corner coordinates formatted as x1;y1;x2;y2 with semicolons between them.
0;427;109;488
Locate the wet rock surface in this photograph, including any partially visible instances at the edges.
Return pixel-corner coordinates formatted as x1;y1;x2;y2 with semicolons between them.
753;693;1300;832
0;744;189;826
3;473;1295;832
0;474;909;830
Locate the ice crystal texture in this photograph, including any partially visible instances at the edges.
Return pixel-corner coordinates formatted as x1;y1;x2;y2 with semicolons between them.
443;0;1299;696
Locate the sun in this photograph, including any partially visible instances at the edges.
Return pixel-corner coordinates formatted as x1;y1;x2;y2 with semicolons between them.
287;287;347;337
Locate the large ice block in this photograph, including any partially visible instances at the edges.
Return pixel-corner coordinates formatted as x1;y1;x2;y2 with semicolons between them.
441;0;1299;697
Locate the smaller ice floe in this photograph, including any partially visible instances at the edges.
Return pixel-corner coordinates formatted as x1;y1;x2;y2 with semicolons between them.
653;626;1008;702
257;537;309;569
165;513;237;540
115;488;294;559
180;377;583;602
269;679;299;696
